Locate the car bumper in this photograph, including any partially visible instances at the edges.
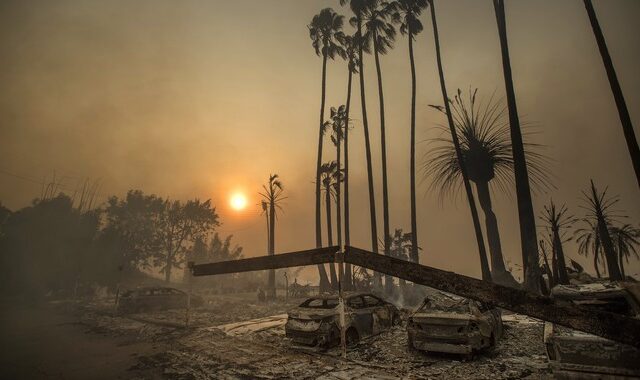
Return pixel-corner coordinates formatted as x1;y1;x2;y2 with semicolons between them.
409;331;485;354
285;328;334;347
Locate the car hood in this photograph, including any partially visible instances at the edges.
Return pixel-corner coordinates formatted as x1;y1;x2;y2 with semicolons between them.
411;312;478;325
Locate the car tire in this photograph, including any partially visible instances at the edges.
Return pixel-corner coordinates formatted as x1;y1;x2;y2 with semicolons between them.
345;328;359;347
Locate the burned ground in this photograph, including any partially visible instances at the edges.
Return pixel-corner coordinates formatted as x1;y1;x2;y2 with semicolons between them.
67;292;554;379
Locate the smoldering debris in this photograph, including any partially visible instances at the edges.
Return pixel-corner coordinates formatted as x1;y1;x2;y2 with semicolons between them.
75;292;552;379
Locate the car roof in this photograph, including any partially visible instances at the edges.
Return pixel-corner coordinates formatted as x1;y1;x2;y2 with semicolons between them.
308;292;381;301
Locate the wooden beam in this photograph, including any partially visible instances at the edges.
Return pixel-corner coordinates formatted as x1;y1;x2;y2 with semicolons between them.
344;246;640;349
192;246;339;277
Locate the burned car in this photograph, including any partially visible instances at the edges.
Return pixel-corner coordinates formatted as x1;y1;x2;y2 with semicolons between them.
407;295;503;356
118;286;203;314
544;282;640;379
285;292;400;348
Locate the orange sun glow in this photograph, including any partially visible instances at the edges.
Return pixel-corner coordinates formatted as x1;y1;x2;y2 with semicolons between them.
230;193;248;211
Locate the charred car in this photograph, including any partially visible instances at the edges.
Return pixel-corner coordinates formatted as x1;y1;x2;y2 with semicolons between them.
118;286;203;313
285;292;400;348
544;282;640;379
407;295;503;356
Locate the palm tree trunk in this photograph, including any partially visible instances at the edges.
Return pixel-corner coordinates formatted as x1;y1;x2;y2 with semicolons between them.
429;0;492;282
590;180;622;280
552;230;569;284
315;53;330;292
326;183;338;288
618;239;626;278
408;32;419;265
475;181;508;276
344;70;353;289
594;243;601;278
269;197;276;298
336;129;343;285
540;243;554;289
493;0;541;293
583;0;640;188
357;18;380;288
373;33;393;295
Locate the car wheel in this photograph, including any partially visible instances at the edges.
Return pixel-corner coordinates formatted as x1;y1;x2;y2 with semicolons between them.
345;328;359;347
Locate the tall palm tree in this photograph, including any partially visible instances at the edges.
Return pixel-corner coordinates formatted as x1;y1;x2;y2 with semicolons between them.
428;0;491;281
308;8;345;291
539;200;574;285
390;0;428;265
338;34;359;289
339;0;380;282
581;180;623;280
328;106;347;286
493;0;541;293
583;1;640;188
259;174;286;299
425;89;548;286
575;219;603;278
363;0;396;293
320;161;339;288
610;224;640;279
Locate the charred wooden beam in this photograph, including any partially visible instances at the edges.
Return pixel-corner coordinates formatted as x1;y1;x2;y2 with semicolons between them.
192;246;339;277
344;245;640;349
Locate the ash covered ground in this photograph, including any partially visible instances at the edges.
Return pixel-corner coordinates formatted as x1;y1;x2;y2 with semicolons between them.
74;291;552;379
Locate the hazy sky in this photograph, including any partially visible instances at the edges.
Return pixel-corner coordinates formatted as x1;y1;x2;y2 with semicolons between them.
1;0;639;281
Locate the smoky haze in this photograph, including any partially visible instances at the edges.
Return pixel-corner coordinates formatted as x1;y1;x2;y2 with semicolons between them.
1;0;639;282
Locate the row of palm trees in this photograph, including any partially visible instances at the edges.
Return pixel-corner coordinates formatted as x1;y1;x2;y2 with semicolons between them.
539;182;639;289
309;0;638;293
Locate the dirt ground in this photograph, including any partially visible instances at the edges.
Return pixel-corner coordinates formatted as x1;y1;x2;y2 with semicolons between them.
67;292;552;380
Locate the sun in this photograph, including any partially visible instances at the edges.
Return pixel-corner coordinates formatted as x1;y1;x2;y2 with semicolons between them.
230;193;248;211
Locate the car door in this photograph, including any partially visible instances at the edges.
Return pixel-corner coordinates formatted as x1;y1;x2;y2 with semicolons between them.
363;295;391;334
347;296;373;337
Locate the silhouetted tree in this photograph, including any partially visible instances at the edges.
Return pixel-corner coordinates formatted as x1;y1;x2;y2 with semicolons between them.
339;0;380;279
156;198;219;283
328;106;347;287
540;200;574;285
259;174;286;298
583;0;640;187
309;8;345;292
581;181;623;280
426;89;549;286
363;0;396;293
388;229;418;290
493;0;541;293
389;0;428;265
575;219;603;278
426;3;492;282
320;161;340;289
338;33;359;289
610;224;640;279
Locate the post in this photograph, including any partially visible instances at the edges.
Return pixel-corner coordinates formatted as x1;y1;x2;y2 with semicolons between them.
114;264;124;314
337;250;346;358
185;261;194;327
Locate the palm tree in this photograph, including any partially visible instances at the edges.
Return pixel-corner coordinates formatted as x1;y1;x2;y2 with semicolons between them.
581;181;624;280
425;89;549;286
308;8;345;291
575;219;603;278
390;0;428;265
338;34;359;289
427;0;491;282
363;0;396;293
540;200;574;285
493;0;541;293
610;224;640;279
259;174;286;299
328;106;347;287
320;161;339;289
583;1;640;187
339;0;380;283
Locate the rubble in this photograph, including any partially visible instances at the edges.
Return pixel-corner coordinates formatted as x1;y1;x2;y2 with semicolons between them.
76;292;553;379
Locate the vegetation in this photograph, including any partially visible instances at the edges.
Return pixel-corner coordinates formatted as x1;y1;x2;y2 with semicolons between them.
259;174;286;298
